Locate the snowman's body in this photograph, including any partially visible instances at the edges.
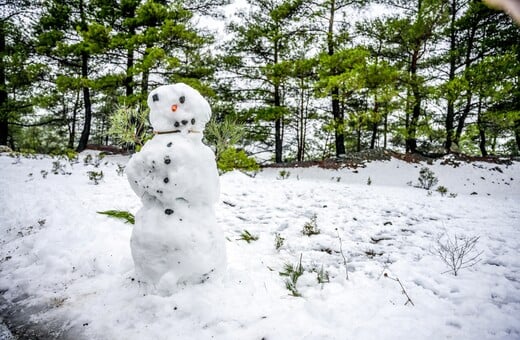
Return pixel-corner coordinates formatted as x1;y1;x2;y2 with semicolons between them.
126;84;226;294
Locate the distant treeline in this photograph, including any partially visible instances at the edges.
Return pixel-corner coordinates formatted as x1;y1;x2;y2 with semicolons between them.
1;0;519;161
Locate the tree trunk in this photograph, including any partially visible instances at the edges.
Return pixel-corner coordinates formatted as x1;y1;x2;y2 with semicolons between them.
383;113;388;149
124;47;134;97
328;0;345;157
68;90;80;149
76;50;92;152
445;0;457;153
124;8;135;98
356;127;361;152
514;118;520;155
454;17;477;147
477;98;487;156
406;49;420;154
297;78;305;162
0;22;8;146
274;84;282;163
76;0;92;152
370;100;379;149
273;38;283;163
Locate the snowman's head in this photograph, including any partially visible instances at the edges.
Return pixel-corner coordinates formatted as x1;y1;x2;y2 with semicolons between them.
147;83;211;135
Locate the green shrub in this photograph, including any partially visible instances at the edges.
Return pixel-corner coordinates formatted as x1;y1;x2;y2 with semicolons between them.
217;147;259;173
302;214;320;236
436;185;448;196
418;167;438;190
108;105;151;148
274;233;285;250
50;149;78;161
87;170;104;184
277;170;290;180
51;160;66;175
205;117;245;160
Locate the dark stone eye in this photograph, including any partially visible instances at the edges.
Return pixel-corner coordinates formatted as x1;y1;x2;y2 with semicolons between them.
167;142;172;147
164;156;171;164
191;118;195;125
152;94;159;102
174;121;180;128
164;177;169;183
165;209;174;215
179;95;185;104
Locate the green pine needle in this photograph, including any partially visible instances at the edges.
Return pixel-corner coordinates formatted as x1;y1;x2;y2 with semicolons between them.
97;210;135;225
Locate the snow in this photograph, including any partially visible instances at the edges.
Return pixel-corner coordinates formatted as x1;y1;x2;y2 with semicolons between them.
1;152;519;339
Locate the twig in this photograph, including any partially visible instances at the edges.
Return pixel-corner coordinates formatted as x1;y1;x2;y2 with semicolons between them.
336;229;349;280
384;273;415;306
432;234;483;276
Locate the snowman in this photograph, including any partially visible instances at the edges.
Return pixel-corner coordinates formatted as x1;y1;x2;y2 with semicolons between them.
126;83;226;295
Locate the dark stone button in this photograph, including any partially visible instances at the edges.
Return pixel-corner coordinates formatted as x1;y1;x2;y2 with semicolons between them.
164;177;169;183
165;209;173;215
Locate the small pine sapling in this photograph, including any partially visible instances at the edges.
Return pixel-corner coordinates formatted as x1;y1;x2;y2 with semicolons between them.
279;254;304;297
51;160;66;175
302;214;320;236
316;265;330;285
277;170;290;180
418;167;438;190
436;186;448;196
83;154;93;166
274;233;285;251
237;230;259;243
88;171;104;185
116;164;125;176
93;153;106;168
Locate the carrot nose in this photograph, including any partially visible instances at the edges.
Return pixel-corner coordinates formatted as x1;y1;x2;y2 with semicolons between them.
171;104;178;112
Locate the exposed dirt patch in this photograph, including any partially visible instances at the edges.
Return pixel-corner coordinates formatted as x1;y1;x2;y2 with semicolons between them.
263;150;518;170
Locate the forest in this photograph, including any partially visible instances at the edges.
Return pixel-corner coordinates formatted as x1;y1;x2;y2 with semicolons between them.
1;0;519;163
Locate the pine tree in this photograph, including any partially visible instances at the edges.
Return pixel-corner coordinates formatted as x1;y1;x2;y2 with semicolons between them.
312;0;366;157
438;0;519;155
35;0;111;151
0;0;45;148
226;0;306;163
376;0;449;153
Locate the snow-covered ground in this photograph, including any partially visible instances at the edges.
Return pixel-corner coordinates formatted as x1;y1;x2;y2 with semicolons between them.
1;152;519;339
